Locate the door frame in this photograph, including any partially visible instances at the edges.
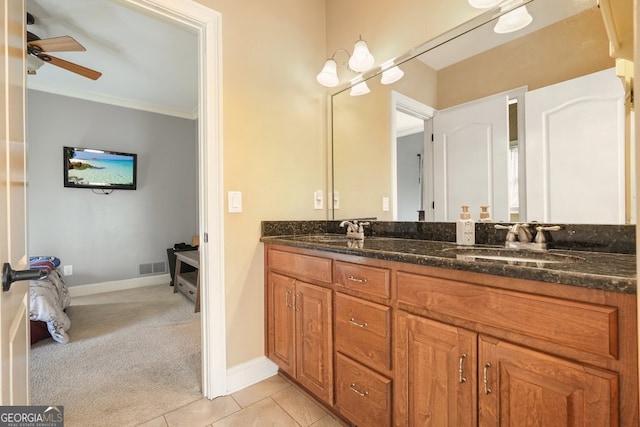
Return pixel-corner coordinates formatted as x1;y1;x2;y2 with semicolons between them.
120;0;226;398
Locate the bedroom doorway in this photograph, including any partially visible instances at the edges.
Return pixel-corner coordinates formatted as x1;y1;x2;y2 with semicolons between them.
122;0;226;399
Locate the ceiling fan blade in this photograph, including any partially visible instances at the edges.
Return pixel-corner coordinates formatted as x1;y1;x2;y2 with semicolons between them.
28;36;85;53
37;54;102;80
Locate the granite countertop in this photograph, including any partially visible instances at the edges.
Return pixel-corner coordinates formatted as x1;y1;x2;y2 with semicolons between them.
260;234;637;294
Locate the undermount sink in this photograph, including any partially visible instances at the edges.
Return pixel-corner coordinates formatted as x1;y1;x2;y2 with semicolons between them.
444;246;584;265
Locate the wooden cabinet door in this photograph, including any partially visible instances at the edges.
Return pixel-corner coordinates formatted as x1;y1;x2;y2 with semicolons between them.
395;311;477;427
479;335;619;427
267;272;296;377
295;280;333;404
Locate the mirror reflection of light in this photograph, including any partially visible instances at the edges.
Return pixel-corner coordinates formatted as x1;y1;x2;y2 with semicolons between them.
494;5;533;33
381;66;405;85
350;81;370;96
468;0;502;8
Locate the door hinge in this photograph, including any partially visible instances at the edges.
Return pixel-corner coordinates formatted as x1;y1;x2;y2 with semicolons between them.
431;133;434;142
203;233;209;243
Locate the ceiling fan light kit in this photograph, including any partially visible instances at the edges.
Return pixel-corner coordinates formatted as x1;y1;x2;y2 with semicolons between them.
25;12;102;80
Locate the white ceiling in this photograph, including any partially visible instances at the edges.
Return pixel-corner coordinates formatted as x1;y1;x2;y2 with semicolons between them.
26;0;198;119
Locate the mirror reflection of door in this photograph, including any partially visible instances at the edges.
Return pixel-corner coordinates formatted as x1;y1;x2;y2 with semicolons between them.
395;111;427;221
391;91;436;221
433;92;512;222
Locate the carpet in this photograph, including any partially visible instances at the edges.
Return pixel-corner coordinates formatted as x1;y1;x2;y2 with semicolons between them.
30;284;202;427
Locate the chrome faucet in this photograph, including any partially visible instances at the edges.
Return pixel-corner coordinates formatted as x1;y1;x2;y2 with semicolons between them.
340;220;369;240
494;223;562;251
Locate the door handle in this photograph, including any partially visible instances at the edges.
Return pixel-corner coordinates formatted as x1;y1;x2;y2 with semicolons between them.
2;263;46;292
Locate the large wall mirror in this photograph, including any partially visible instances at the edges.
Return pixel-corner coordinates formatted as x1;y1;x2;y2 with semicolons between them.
331;0;634;225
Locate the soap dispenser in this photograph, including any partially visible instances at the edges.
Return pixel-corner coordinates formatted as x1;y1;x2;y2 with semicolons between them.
479;205;492;222
456;205;475;246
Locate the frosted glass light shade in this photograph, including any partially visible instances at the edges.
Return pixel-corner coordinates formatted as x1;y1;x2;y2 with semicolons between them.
348;40;375;72
350;81;370;96
381;66;404;85
494;5;533;33
468;0;502;8
316;59;339;87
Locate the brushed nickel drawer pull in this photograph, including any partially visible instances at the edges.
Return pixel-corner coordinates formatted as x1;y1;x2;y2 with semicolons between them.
347;275;367;284
483;362;492;394
458;354;467;383
349;383;369;397
349;318;368;328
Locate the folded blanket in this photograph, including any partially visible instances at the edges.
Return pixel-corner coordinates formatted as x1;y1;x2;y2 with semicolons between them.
29;256;61;276
29;269;71;344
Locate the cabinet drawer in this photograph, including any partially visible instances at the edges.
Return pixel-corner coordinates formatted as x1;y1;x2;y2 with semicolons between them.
396;271;619;359
175;277;197;303
335;353;391;427
268;249;332;283
335;261;390;298
335;292;391;371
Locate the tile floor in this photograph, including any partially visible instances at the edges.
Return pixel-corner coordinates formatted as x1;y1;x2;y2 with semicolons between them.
136;374;347;427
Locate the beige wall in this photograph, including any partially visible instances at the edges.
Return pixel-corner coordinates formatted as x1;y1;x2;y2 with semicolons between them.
197;0;482;369
196;0;327;367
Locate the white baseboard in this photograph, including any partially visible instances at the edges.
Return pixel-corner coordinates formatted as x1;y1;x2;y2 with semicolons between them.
68;274;171;298
226;356;279;394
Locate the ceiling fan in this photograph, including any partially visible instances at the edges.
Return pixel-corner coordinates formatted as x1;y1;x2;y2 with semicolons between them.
26;12;102;80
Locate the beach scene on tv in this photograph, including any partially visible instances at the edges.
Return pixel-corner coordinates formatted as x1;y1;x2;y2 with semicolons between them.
66;147;135;187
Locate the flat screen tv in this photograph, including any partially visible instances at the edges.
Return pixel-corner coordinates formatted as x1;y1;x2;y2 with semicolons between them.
63;146;137;190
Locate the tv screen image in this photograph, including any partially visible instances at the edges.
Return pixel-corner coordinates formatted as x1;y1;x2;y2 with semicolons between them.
64;146;137;190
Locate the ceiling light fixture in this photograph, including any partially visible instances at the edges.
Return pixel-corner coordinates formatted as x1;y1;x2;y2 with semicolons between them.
26;54;44;75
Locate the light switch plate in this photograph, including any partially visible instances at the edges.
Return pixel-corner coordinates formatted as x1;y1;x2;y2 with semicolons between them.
228;191;242;213
314;190;323;210
333;191;340;209
382;196;390;212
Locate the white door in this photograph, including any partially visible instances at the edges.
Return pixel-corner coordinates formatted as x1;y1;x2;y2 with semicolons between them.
433;93;510;222
0;0;30;406
525;68;625;224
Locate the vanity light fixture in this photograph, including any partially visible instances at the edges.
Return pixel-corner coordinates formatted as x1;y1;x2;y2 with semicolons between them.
493;0;533;33
316;36;375;88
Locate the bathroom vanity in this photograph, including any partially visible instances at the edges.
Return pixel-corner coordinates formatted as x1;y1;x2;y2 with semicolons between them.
261;225;637;426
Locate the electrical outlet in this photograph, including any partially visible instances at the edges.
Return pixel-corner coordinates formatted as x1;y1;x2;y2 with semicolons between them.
63;265;73;276
382;197;390;212
333;192;340;209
